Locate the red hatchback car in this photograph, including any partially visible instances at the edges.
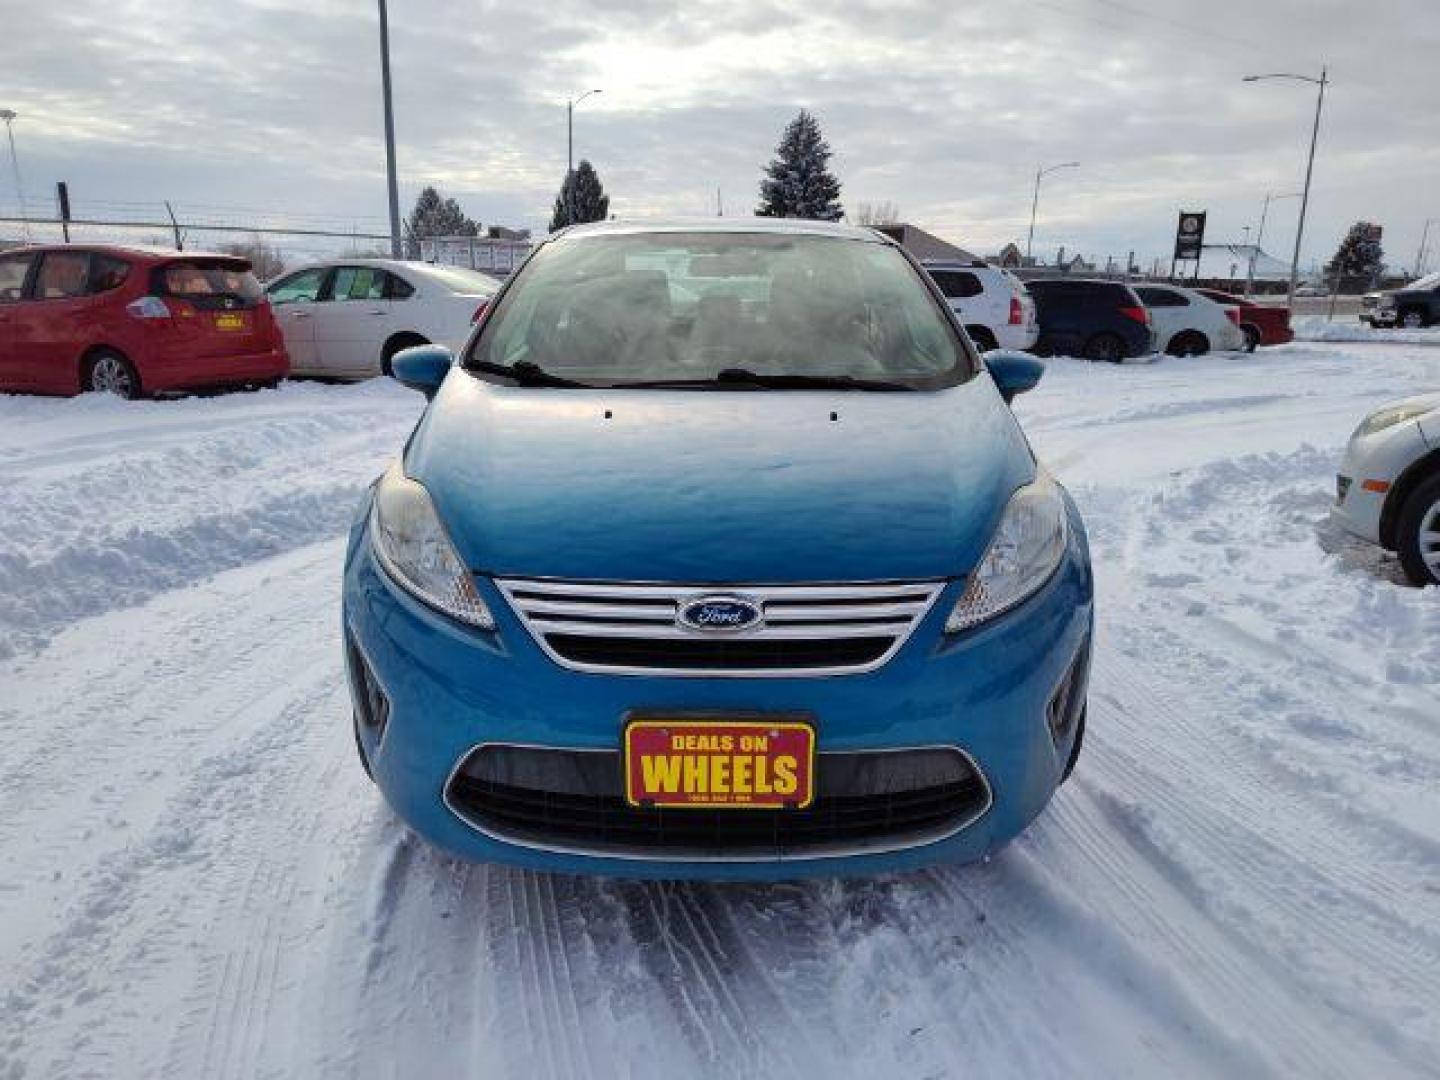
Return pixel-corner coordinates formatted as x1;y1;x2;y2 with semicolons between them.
0;244;289;398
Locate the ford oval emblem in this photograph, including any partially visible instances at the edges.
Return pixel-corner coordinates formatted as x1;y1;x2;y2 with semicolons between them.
677;595;763;632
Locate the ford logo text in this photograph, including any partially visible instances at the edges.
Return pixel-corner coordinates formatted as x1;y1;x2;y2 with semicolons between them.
677;595;763;632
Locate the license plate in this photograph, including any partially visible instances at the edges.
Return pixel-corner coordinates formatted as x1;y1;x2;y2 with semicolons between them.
214;313;246;331
624;718;815;809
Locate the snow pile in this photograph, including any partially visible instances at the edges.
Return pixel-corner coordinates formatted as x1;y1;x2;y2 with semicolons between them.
1293;317;1440;345
0;381;421;657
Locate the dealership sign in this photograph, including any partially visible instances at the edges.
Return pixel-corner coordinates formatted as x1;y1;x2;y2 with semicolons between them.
1174;211;1207;260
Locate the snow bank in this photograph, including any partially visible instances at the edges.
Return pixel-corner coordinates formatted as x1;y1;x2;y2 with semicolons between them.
1293;317;1440;345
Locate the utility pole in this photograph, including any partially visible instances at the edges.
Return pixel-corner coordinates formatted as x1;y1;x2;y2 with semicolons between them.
1244;67;1329;311
0;109;29;242
378;0;402;258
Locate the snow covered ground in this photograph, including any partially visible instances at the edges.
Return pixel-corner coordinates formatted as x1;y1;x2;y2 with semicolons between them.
1;343;1437;1079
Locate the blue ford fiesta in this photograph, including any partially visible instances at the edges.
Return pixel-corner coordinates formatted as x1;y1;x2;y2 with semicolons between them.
342;219;1093;881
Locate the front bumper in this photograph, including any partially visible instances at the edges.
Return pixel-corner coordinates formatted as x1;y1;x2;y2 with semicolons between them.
1332;420;1429;547
342;500;1093;880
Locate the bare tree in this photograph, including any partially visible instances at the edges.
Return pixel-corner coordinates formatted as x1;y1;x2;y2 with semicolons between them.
853;201;901;227
218;236;286;281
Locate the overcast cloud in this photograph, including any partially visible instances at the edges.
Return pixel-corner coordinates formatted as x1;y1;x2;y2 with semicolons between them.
2;0;1437;268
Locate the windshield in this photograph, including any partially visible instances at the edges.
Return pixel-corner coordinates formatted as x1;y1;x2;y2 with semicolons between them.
465;232;970;388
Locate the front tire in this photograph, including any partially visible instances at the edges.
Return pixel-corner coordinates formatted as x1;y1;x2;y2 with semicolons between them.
85;350;142;399
1399;309;1430;330
1083;332;1126;363
1396;473;1440;586
1241;325;1260;353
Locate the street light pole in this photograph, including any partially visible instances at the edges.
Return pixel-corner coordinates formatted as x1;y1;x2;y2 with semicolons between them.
377;0;402;259
1245;190;1301;298
565;89;602;227
1415;218;1435;278
1244;67;1328;312
0;109;29;243
1026;161;1079;263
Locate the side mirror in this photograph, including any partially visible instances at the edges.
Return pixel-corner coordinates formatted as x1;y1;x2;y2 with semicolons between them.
985;350;1045;403
391;344;453;399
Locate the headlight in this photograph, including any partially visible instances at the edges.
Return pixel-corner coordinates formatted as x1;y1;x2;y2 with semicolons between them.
1355;404;1431;438
947;473;1069;632
370;465;495;629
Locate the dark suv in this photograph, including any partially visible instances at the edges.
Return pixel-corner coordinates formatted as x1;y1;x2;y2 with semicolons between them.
1360;272;1440;329
1026;279;1156;361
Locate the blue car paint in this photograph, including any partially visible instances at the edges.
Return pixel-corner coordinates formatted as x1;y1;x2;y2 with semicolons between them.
341;379;1093;881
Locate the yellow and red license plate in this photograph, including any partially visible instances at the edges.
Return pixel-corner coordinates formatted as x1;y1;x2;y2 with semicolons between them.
624;719;815;809
214;312;246;332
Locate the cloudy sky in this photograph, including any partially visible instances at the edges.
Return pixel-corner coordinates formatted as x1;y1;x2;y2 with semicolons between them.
2;0;1437;270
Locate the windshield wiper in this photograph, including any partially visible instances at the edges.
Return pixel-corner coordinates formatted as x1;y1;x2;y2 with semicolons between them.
470;360;596;388
623;368;914;391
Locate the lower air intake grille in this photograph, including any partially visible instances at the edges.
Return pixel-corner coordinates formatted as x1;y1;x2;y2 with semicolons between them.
445;744;990;860
494;578;946;676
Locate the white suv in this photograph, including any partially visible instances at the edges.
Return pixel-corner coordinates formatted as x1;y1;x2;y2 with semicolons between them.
1334;392;1440;585
922;260;1038;352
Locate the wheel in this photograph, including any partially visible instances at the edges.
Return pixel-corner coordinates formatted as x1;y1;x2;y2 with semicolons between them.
85;350;142;399
966;326;998;352
1395;473;1440;586
381;334;429;377
1082;333;1125;363
1061;705;1086;782
1241;325;1260;353
1399;309;1429;330
1166;331;1210;357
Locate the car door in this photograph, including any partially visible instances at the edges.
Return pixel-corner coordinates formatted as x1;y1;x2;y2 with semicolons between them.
265;268;329;374
12;250;97;393
1134;286;1189;348
314;266;393;376
0;251;36;389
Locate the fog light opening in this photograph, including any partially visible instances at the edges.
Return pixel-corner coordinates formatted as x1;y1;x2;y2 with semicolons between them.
1047;639;1090;747
347;635;391;743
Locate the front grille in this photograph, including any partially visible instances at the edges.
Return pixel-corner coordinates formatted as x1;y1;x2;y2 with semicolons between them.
494;578;946;676
1337;474;1352;504
445;744;991;860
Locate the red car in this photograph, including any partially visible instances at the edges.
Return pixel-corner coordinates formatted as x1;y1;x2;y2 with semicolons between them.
0;244;288;398
1195;289;1294;351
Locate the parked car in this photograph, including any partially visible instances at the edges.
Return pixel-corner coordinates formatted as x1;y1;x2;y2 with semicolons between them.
1195;288;1294;351
921;259;1038;352
1133;284;1246;356
1359;272;1440;329
1026;278;1155;361
0;244;287;398
1333;393;1440;586
342;219;1094;880
266;259;500;378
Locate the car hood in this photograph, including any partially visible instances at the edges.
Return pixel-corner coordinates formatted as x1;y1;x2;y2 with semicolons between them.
403;372;1036;583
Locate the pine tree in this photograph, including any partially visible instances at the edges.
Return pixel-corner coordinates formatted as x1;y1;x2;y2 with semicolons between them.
549;160;611;232
1326;221;1385;285
406;186;479;256
756;110;843;222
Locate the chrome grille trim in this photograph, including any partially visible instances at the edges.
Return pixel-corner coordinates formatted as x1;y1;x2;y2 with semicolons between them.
494;577;948;677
